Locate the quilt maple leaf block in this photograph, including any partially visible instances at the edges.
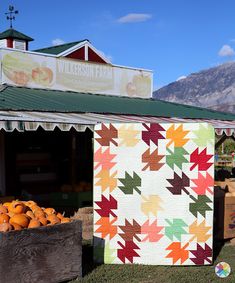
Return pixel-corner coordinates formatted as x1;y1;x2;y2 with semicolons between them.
93;123;214;265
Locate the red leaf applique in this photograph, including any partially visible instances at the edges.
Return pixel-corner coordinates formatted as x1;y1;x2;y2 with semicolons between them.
190;244;212;265
190;148;213;171
117;241;140;263
95;195;117;217
142;123;165;146
167;172;190;195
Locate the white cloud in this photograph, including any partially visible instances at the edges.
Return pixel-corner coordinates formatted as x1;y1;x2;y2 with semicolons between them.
52;38;65;46
117;13;152;24
218;44;235;57
176;75;187;81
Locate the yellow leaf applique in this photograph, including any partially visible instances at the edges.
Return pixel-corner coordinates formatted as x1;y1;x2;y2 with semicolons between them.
189;220;211;242
95;170;117;193
141;195;163;216
118;125;140;147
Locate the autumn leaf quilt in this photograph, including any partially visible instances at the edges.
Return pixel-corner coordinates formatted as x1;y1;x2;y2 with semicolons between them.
93;123;214;265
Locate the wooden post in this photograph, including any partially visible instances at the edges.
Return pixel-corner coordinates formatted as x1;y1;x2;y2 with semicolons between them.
215;134;227;150
71;132;77;190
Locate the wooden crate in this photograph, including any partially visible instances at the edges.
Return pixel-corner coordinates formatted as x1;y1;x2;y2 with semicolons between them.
224;196;235;239
0;220;82;283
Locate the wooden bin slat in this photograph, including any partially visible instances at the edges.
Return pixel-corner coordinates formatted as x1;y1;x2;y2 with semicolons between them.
0;220;82;283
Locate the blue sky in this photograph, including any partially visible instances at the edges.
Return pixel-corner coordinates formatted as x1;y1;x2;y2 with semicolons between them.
1;0;235;90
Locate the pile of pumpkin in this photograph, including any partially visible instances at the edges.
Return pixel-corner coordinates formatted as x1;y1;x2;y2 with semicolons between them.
0;200;71;232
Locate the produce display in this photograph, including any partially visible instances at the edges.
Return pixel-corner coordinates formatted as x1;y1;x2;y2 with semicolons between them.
0;200;71;232
60;181;92;192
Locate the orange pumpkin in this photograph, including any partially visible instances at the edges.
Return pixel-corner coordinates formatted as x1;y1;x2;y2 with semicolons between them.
9;201;26;214
28;219;41;229
47;214;60;225
0;204;8;214
38;216;48;226
10;214;29;228
11;222;22;231
44;208;55;215
0;213;9;224
3;202;11;210
7;211;15;218
26;211;35;219
0;199;72;230
61;217;71;223
30;205;41;213
57;213;64;220
34;209;45;218
25;200;37;208
0;222;12;232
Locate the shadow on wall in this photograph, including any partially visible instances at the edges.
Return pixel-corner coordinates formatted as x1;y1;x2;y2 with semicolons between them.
93;236;105;264
213;186;225;261
81;237;104;277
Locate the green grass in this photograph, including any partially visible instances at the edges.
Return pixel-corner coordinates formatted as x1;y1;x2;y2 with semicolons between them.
71;242;235;283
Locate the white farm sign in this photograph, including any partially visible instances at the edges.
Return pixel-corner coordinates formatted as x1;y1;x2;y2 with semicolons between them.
0;49;153;98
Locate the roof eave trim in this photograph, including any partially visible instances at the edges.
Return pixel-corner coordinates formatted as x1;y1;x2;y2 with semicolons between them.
57;40;90;57
86;42;111;64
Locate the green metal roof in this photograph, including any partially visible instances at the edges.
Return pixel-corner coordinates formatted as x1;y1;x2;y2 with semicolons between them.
0;85;235;120
0;28;33;41
34;40;88;55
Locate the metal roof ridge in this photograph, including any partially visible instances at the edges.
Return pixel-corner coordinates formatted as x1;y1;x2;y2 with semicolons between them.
2;84;235;120
33;39;89;52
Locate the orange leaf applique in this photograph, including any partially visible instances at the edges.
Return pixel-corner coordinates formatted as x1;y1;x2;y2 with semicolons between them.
166;124;189;147
166;242;189;264
95;217;117;239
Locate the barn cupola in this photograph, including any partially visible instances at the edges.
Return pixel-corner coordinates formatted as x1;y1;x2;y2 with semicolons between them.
0;5;33;50
0;28;34;50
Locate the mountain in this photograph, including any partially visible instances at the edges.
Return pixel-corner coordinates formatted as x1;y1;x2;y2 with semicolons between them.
153;62;235;114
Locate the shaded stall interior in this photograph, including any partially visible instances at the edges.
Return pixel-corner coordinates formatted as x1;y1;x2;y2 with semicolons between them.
0;127;93;216
214;132;235;242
